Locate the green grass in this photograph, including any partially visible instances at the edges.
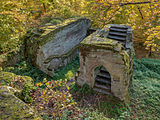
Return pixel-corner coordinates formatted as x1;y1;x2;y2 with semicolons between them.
3;60;51;83
129;58;160;120
51;56;79;80
3;57;79;84
3;58;160;119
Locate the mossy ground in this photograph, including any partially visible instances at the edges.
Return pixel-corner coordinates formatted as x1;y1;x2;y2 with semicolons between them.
129;58;160;119
3;57;160;120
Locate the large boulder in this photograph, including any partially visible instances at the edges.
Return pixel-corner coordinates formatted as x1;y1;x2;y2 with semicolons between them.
0;86;41;120
24;17;90;76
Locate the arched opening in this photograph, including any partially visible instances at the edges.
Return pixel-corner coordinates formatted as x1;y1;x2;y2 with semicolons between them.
93;66;111;94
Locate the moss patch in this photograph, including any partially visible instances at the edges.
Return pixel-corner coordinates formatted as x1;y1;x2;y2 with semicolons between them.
0;86;41;120
81;35;124;52
0;71;36;103
24;17;89;63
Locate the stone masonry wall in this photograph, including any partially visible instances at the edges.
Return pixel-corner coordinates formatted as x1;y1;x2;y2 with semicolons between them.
77;27;133;102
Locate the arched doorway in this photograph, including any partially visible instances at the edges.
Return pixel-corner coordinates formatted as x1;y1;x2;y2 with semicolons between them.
93;66;111;94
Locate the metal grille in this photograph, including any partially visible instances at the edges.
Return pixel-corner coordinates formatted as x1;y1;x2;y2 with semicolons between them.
93;66;111;95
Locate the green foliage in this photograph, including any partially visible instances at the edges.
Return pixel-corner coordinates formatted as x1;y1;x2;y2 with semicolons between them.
3;56;160;119
0;0;159;58
0;0;26;54
70;83;92;96
3;56;79;83
3;60;52;83
0;71;36;103
50;18;63;25
100;101;128;119
70;83;129;119
71;58;160;119
78;109;110;120
33;79;78;119
129;58;160;119
22;84;36;103
52;56;80;80
85;0;160;53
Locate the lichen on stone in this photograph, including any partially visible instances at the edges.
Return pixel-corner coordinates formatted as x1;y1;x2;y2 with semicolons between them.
44;44;80;63
0;86;41;120
0;71;36;103
0;72;34;90
24;17;90;76
81;32;124;53
25;17;89;48
0;72;16;85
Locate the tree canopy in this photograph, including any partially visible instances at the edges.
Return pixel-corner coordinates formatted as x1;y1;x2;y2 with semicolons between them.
0;0;159;55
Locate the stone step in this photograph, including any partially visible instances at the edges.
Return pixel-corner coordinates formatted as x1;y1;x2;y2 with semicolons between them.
110;25;128;29
97;72;111;79
94;83;111;90
100;70;110;75
95;76;111;85
108;35;126;41
112;26;128;29
110;27;127;32
93;87;111;95
109;31;127;37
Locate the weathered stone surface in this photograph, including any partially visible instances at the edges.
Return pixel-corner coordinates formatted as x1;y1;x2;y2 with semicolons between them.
0;72;34;90
0;51;22;68
77;24;134;102
0;86;41;120
25;17;90;76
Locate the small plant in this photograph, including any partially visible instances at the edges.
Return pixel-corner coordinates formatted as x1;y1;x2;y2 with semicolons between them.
33;78;81;119
21;84;36;103
3;60;52;83
81;109;109;120
70;83;92;94
52;56;80;80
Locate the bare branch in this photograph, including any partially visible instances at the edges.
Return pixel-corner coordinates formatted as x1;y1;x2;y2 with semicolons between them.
137;6;144;19
120;1;152;6
106;8;120;24
106;1;159;6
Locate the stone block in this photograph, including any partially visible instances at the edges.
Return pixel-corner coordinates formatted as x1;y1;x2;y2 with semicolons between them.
25;18;90;76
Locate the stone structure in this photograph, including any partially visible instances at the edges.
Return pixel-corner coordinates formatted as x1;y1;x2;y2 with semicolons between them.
77;24;133;102
25;18;90;76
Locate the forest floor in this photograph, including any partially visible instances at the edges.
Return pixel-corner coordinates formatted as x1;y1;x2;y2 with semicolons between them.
3;56;160;120
134;43;160;59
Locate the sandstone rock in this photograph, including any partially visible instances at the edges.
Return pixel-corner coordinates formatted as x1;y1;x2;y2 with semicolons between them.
25;17;90;76
0;71;36;104
0;72;34;90
0;86;41;120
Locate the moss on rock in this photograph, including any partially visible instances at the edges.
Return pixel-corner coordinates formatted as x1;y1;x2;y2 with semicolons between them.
81;32;124;53
24;17;90;76
0;86;41;120
24;17;89;63
0;72;34;90
0;71;36;103
0;72;16;85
